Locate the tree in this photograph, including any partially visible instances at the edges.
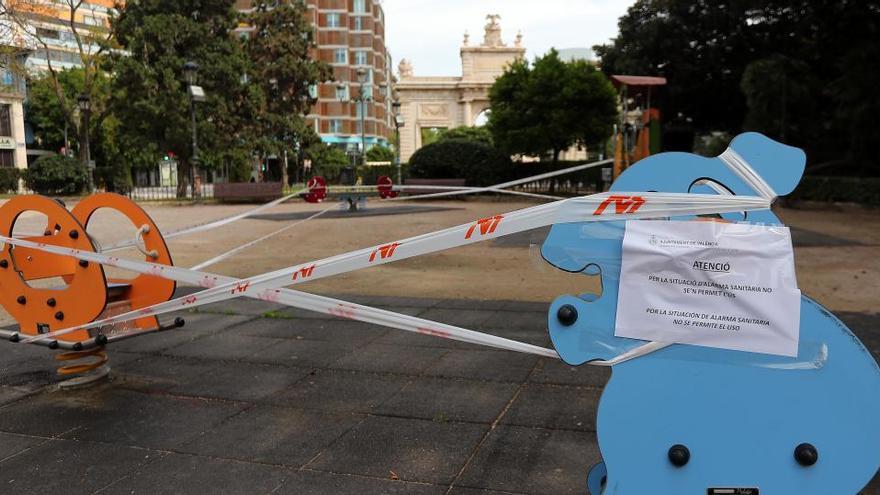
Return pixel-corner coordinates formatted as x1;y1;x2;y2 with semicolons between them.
306;143;349;182
595;0;880;173
6;0;117;170
488;50;617;163
243;2;332;184
437;126;493;146
25;154;89;195
109;0;253;197
366;145;394;162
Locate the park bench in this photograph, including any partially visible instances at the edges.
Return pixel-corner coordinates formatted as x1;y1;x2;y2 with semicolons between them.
402;178;466;195
214;182;283;202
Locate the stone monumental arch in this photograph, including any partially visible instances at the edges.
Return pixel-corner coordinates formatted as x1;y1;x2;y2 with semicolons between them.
395;15;525;162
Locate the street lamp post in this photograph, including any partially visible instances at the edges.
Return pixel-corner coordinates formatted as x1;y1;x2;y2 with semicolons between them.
77;94;93;192
391;97;405;184
183;61;206;199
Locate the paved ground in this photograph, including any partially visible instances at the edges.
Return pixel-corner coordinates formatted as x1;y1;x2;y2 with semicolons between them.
0;292;878;494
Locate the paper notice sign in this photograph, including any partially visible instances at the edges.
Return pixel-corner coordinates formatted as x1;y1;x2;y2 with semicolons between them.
615;220;801;357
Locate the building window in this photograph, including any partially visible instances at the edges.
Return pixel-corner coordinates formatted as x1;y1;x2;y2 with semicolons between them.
326;13;341;28
0;151;13;168
83;15;102;27
335;84;348;101
333;48;347;64
329;119;343;133
354;51;368;65
353;16;363;30
353;0;366;13
0;105;11;137
36;28;60;39
308;84;318;99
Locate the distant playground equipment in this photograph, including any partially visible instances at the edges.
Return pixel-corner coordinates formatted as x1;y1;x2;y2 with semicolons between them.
610;75;667;179
0;133;877;493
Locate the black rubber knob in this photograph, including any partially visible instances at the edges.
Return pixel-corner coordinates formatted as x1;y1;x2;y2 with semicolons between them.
47;298;56;307
557;304;578;326
79;259;89;268
16;295;26;305
54;311;64;321
668;444;690;467
95;334;108;346
174;317;186;328
68;229;79;239
0;259;7;268
794;443;818;467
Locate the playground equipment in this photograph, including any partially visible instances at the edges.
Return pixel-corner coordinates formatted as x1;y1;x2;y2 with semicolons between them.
300;175;398;211
0;133;877;492
610;75;666;179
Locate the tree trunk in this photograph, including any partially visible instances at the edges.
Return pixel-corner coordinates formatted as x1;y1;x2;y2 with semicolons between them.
176;161;190;199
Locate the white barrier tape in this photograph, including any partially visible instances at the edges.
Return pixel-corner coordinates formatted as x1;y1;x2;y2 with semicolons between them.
0;235;559;358
102;188;309;252
391;159;613;201
718;148;777;200
21;192;771;344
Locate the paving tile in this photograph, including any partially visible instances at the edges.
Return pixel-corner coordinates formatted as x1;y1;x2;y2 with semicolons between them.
170;361;311;402
0;354;64;390
417;308;496;328
199;297;287;317
371;329;460;349
269;369;408;413
179;404;362;466
0;385;33;406
238;317;387;345
448;487;527;495
111;314;256;354
434;299;511;311
309;415;488;485
479;311;548;331
247;338;358;368
376;377;518;423
529;359;611;388
330;343;449;375
0;388;110;437
424;349;539;383
99;451;290;494
62;389;247;450
0;431;45;459
0;438;156;495
112;354;213;392
455;425;600;494
275;470;445;494
501;384;600;432
162;332;280;361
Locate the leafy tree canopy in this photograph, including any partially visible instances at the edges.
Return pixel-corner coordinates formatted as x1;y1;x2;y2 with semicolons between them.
366;145;394;163
437;126;493;146
595;0;880;173
488;50;617;162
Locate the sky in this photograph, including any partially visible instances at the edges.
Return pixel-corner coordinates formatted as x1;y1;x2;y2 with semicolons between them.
382;0;635;77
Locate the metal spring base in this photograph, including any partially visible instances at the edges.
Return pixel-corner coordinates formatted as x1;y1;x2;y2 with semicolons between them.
55;345;110;389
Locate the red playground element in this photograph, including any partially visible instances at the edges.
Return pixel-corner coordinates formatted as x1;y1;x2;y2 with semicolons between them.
377;175;399;199
301;176;327;203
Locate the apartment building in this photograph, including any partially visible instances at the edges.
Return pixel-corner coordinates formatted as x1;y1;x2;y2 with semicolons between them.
236;0;394;153
0;0;116;171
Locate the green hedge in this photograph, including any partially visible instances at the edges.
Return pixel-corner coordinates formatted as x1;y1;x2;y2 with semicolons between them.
409;139;513;186
25;154;89;195
0;168;21;193
93;165;133;194
788;176;880;206
360;163;409;184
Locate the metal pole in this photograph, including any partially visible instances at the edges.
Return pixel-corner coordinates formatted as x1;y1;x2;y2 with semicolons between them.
84;110;93;192
190;94;199;198
395;121;401;184
360;97;366;180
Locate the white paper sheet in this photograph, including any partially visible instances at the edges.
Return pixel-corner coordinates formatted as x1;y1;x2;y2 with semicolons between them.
615;220;801;357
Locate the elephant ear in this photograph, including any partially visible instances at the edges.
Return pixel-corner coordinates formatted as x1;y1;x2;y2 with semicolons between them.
725;132;806;196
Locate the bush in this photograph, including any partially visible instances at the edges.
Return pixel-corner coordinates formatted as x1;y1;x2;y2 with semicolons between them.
0;168;21;193
409;139;512;186
360;163;409;185
788;176;880;206
365;145;394;163
93;165;133;194
25;154;89;195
